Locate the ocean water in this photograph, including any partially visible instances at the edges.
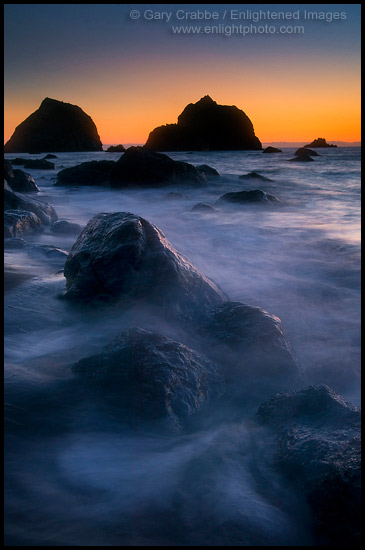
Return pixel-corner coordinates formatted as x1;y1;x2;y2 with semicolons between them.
4;147;361;545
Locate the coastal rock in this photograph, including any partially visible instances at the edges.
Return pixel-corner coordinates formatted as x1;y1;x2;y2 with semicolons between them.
4;97;103;153
72;327;225;429
22;159;55;170
110;147;205;187
63;212;227;319
198;301;300;386
10;170;39;193
4;160;14;181
56;160;115;186
257;385;361;545
191;203;217;213
217;189;279;205
145;95;262;151
28;245;68;261
294;147;319;157
304;138;337;148
4;189;58;225
106;144;126;153
4;237;27;249
288;153;314;162
263;146;282;153
196;164;220;177
4;210;42;238
43;153;58;159
50;220;82;235
238;171;273;181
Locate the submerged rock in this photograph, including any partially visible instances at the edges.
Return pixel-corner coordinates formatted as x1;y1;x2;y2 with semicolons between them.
191;203;217;213
72;327;225;428
4;189;58;225
198;301;300;387
28;245;68;261
22;159;55;170
304;138;337;148
106;144;125;152
288;153;314;162
263;146;282;153
294;147;319;157
63;212;226;320
56;161;115;186
43;153;58;159
196;164;220;177
4;210;42;238
257;385;361;545
4;237;27;249
238;171;273;181
145;95;262;151
4;97;103;153
50;220;82;234
217;189;279;205
109;147;205;187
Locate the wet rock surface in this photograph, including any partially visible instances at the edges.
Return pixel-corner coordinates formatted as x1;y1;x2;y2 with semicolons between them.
72;327;225;429
257;385;361;545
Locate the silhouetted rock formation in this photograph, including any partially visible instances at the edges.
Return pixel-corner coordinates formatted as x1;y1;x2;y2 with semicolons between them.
106;144;126;152
196;164;220;177
217;189;279;205
257;385;361;545
238;171;273;181
263;146;282;153
197;301;300;391
63;212;226;320
72;327;225;429
56;160;115;186
145;95;262;151
304;138;337;148
294;147;319;157
110;147;205;187
4;98;103;153
43;153;57;159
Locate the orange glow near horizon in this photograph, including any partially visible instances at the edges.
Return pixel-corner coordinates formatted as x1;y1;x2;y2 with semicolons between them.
4;54;361;145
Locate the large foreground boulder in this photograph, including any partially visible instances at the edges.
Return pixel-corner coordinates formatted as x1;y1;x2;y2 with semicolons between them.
72;327;225;429
110;147;205;187
4;160;39;192
63;212;226;319
145;95;262;151
4;189;58;225
4;97;103;153
257;385;361;545
56;160;115;186
197;301;300;389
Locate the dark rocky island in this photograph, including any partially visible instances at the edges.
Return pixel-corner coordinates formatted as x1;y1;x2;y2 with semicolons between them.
263;146;282;153
304;137;337;148
145;95;262;151
4;97;103;153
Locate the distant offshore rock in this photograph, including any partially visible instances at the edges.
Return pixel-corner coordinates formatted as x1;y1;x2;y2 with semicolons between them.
4;97;103;153
145;95;262;151
304;137;337;148
106;144;126;153
263;146;282;153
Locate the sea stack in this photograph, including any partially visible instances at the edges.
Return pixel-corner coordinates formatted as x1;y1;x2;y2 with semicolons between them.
145;95;262;151
4;98;103;153
304;137;337;148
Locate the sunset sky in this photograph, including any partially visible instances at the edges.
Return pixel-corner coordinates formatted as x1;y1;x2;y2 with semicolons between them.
4;4;361;145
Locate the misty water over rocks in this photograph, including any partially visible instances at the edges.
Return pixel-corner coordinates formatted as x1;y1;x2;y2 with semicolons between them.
4;148;360;545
